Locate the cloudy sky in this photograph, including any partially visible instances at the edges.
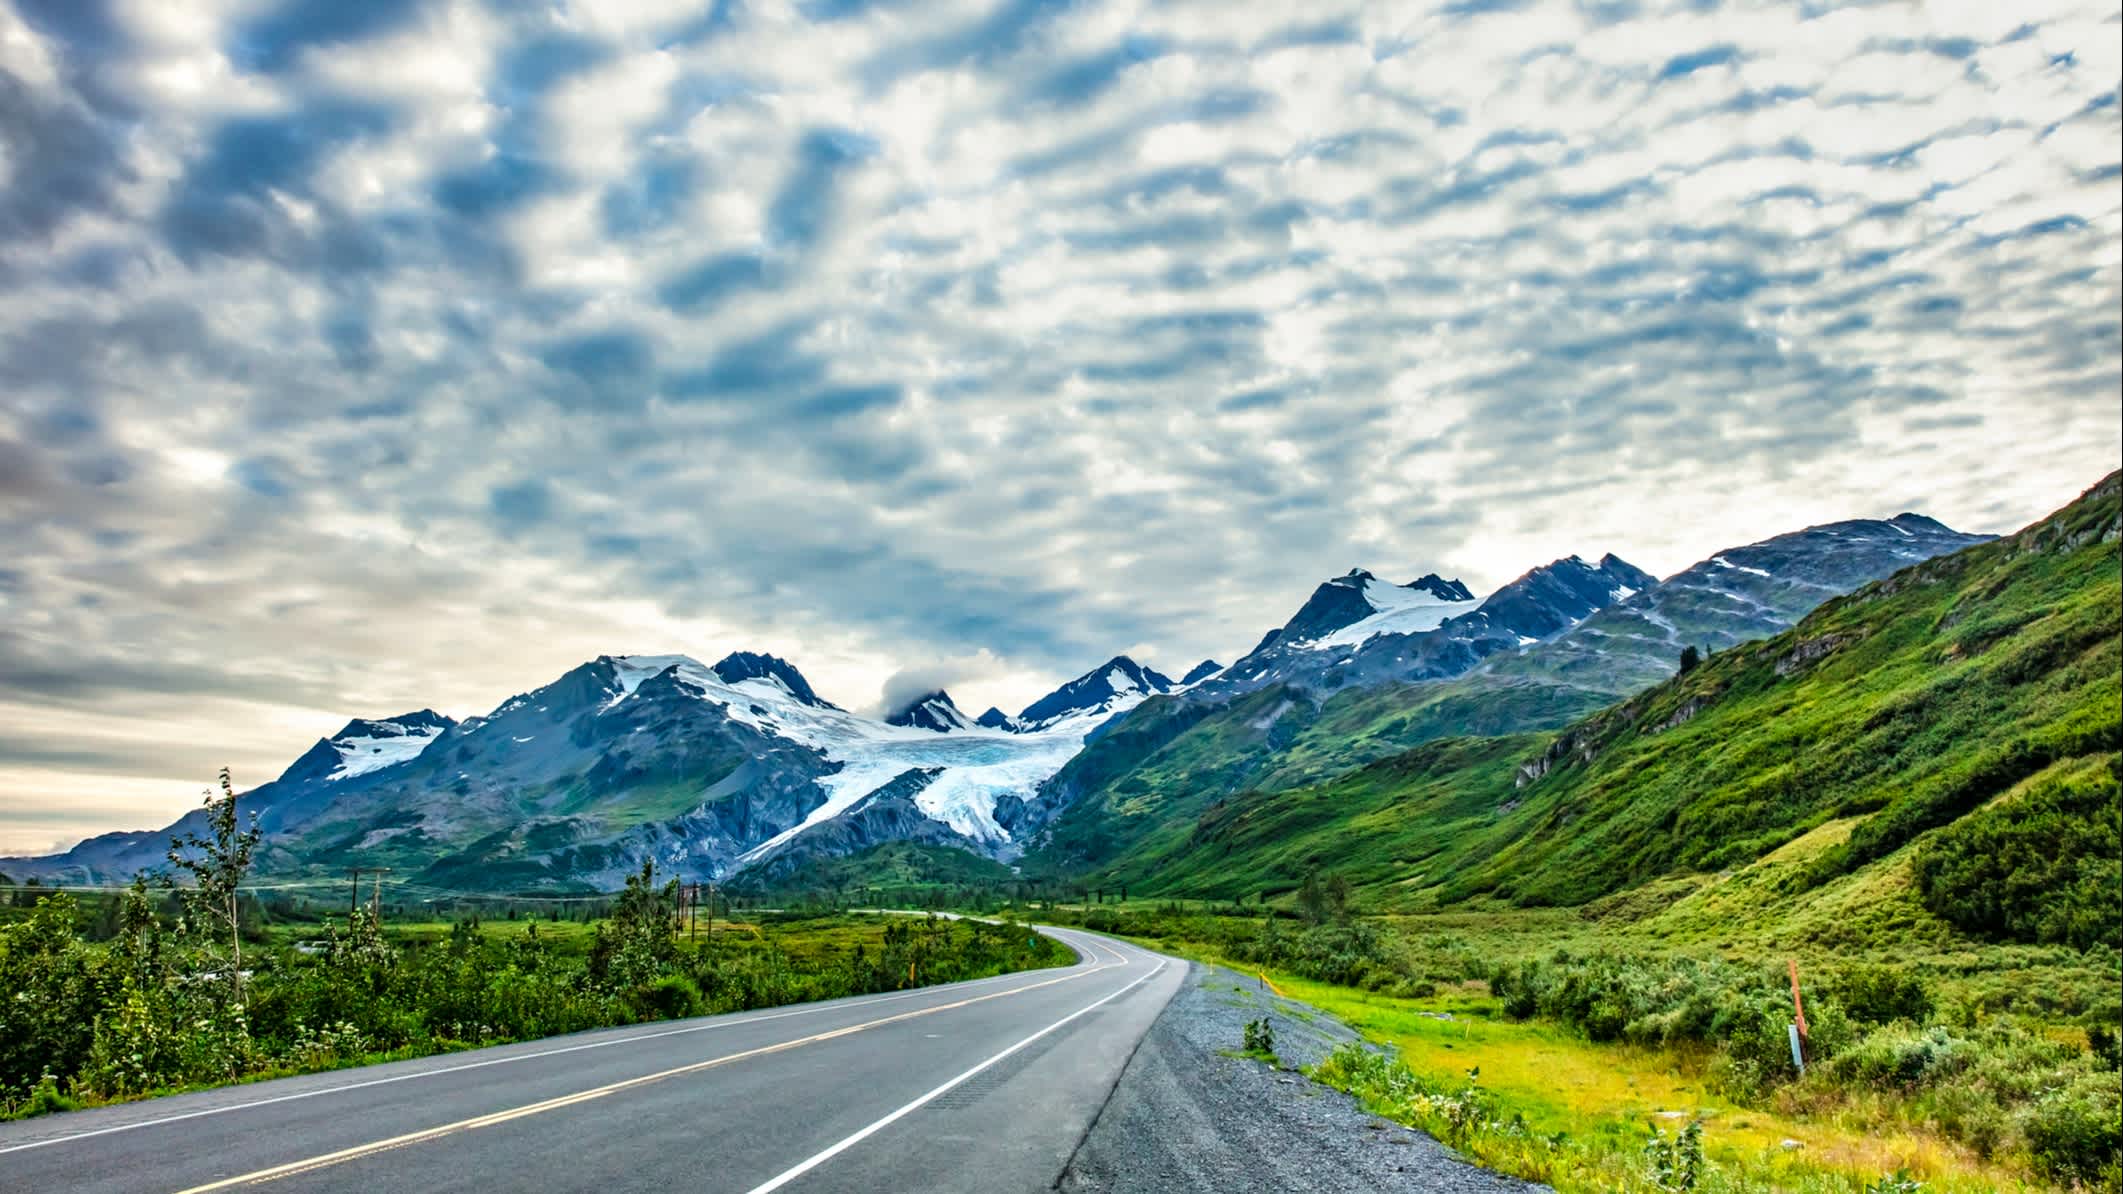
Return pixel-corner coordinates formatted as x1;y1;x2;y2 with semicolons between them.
1;0;2117;855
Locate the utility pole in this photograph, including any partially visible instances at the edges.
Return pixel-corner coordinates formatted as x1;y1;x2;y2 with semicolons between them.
347;866;363;920
369;867;391;919
706;882;714;938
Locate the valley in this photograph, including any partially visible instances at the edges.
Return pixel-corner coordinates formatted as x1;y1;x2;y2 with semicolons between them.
4;471;2115;1192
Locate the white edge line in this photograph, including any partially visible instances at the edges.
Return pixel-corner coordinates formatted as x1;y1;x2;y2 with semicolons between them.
743;946;1170;1194
0;926;1102;1157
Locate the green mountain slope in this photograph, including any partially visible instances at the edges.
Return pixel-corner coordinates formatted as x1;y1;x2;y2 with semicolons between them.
1089;472;2120;947
1018;672;1609;875
726;840;1015;897
1022;515;1988;881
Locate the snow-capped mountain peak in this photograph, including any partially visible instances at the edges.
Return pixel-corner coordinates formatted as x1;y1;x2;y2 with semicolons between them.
318;710;452;782
1014;655;1175;731
1406;573;1477;601
1453;553;1655;642
1273;567;1481;648
1299;571;1481;650
1210;555;1643;696
710;651;835;708
594;651;839;713
885;690;975;733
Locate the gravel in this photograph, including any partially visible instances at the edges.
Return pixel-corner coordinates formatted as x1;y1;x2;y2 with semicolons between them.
1056;961;1546;1193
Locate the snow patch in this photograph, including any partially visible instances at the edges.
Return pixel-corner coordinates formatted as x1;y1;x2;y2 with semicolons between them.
328;723;444;781
1302;576;1479;650
1712;555;1774;579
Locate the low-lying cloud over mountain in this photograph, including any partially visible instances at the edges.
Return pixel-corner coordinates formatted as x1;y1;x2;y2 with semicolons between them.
1;0;2117;852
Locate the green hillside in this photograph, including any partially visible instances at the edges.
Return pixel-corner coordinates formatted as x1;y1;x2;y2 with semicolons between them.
1087;472;2120;947
1024;670;1607;874
727;841;1016;898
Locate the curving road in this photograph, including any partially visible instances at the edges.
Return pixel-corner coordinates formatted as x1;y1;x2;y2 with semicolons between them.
0;928;1185;1194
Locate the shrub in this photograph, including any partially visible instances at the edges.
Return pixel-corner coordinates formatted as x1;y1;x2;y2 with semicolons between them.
1242;1017;1276;1059
1829;963;1935;1026
2020;1067;2123;1185
1642;1119;1703;1192
1311;1045;1568;1176
1913;758;2122;950
633;974;703;1020
0;896;101;1102
1925;1082;2007;1158
1832;1026;1975;1091
1491;960;1542;1021
1231;916;1408;988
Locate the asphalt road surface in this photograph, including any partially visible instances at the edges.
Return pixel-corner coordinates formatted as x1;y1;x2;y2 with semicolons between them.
0;927;1184;1194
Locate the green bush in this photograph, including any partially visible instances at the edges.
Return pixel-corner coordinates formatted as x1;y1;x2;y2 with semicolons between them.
1925;1081;2008;1158
0;896;102;1101
633;974;704;1020
1229;916;1408;989
1642;1119;1703;1191
2021;1066;2123;1185
1242;1016;1275;1058
1831;1025;1975;1091
1827;963;1935;1026
1913;758;2122;950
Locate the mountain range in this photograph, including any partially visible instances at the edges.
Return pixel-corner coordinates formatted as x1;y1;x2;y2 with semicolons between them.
4;502;2002;892
1050;472;2120;941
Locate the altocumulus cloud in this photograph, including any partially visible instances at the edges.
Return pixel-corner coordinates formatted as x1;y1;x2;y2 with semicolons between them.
0;0;2117;851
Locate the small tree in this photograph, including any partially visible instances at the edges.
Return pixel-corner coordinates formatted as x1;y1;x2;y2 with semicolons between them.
1326;872;1351;921
589;859;679;992
1297;869;1327;925
1297;868;1352;925
1678;645;1702;674
113;873;166;991
166;768;262;1015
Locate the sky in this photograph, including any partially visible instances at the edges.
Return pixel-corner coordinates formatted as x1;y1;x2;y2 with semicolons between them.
1;0;2117;856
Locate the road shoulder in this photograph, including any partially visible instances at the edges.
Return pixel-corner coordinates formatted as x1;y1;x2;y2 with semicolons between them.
1057;960;1545;1193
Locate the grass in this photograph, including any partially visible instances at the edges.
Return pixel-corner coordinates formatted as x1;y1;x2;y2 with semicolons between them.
1291;975;2036;1192
1137;930;2050;1192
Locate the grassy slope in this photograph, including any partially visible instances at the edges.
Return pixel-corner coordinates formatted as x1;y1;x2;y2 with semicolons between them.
1093;473;2120;929
728;841;1016;895
1026;674;1606;875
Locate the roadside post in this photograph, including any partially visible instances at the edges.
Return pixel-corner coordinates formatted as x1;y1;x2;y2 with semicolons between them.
1787;959;1811;1073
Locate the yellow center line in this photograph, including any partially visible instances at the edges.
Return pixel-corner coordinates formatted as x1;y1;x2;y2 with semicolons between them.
172;944;1117;1193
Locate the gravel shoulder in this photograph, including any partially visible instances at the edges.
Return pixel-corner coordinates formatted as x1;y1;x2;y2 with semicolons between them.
1057;958;1545;1193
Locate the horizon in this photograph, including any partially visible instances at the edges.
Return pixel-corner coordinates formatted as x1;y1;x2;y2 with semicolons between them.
3;0;2119;856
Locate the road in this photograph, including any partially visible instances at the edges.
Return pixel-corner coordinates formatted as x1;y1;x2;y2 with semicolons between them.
0;927;1185;1194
